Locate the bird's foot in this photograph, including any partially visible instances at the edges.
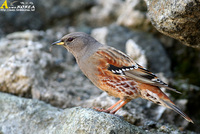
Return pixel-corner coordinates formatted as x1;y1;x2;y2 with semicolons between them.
93;107;112;114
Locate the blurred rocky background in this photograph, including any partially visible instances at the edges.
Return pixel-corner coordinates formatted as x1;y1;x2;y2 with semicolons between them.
0;0;200;133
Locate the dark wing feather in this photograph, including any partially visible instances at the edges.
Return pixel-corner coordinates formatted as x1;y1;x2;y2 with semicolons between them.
124;64;181;94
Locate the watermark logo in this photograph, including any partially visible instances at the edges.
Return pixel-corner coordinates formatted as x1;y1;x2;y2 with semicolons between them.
0;0;35;11
0;0;8;9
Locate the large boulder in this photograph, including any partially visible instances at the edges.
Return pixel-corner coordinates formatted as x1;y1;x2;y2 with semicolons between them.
145;0;200;48
0;92;146;134
0;92;195;134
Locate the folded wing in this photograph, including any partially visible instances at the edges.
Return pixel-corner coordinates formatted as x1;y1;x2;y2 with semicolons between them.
96;46;181;94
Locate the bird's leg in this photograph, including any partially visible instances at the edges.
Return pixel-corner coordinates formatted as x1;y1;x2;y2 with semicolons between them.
110;99;130;114
93;99;123;113
94;99;131;114
105;99;123;112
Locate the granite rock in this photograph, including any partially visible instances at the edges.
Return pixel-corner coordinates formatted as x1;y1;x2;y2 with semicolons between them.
0;92;146;134
0;92;195;134
145;0;200;48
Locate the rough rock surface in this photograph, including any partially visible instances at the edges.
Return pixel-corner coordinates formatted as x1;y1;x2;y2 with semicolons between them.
0;92;195;134
0;31;51;97
145;0;200;48
0;92;145;134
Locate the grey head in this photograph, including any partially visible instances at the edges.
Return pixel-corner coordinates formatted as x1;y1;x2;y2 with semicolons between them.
52;32;102;60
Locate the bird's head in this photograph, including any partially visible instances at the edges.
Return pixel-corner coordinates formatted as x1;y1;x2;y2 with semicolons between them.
52;32;99;59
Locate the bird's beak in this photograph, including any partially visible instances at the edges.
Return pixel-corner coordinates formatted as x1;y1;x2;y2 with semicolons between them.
52;40;64;46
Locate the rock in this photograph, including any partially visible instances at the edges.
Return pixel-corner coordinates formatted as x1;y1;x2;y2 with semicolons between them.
1;92;196;134
0;31;51;97
125;39;147;68
79;0;123;27
145;0;200;48
0;92;147;134
117;0;153;32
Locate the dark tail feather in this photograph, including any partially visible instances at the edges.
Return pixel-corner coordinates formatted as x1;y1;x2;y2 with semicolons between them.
161;100;194;123
160;85;182;94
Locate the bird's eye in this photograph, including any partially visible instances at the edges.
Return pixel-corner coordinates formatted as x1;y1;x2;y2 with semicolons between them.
67;37;74;42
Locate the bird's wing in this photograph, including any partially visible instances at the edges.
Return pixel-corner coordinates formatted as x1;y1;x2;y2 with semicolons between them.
95;46;181;94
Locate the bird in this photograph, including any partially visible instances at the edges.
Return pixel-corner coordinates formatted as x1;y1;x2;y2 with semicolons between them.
52;32;193;123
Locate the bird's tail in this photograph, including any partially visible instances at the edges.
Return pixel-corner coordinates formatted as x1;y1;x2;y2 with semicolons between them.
139;83;193;123
160;99;193;123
